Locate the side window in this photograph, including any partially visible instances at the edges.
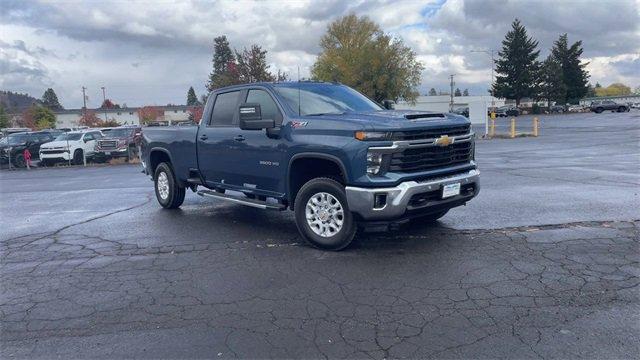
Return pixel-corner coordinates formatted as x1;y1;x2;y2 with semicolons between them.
84;133;94;141
93;132;103;139
246;89;281;125
210;91;240;126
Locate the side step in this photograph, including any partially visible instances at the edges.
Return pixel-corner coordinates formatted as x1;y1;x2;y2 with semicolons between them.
197;189;286;210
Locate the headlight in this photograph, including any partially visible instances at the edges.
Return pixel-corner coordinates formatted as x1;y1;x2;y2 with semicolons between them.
355;131;392;141
366;151;383;175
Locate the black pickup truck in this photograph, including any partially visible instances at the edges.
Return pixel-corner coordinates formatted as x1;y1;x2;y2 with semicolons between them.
141;82;480;250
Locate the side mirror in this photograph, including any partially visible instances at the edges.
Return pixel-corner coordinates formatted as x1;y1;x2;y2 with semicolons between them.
239;103;275;130
382;100;395;110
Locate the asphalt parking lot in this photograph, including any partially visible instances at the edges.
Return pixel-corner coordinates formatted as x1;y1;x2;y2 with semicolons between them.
1;112;639;358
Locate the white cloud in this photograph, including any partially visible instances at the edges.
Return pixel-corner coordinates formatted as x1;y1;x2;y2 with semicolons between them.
0;0;638;106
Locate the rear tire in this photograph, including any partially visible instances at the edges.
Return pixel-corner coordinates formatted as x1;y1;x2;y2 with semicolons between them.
618;106;626;112
294;178;356;251
13;154;25;168
595;107;603;113
154;162;185;209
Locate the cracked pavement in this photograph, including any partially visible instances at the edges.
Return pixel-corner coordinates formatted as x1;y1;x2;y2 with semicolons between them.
1;113;639;358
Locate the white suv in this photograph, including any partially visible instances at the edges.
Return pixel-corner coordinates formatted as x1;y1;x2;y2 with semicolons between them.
39;130;103;165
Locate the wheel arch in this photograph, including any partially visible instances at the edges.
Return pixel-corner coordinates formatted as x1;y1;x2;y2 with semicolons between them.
287;153;348;210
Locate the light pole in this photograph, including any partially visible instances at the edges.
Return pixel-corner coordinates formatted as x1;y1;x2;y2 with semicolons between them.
449;74;455;112
101;87;107;122
471;49;496;136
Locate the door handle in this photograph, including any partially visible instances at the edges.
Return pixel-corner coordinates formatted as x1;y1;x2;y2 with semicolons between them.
199;134;208;141
234;135;245;142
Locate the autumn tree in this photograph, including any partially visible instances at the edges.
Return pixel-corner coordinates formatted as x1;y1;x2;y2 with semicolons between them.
187;87;199;106
138;106;162;124
21;105;56;130
41;88;63;110
78;110;102;127
311;14;424;103
550;34;589;103
492;19;540;105
595;83;631;97
188;106;204;123
100;99;119;109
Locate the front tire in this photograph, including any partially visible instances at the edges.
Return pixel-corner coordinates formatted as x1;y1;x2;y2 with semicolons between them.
13;154;25;168
595;107;603;113
154;162;185;209
618;106;626;112
294;178;356;251
72;149;83;165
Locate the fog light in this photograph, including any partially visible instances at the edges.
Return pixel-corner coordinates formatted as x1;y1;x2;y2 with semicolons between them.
374;193;387;209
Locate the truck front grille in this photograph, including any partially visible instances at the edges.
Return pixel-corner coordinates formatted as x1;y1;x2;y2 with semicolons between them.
389;141;473;173
391;124;470;141
41;150;66;154
99;140;118;150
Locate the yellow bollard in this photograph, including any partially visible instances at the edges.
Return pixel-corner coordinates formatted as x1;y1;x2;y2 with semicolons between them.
533;117;539;137
510;118;516;138
490;118;496;137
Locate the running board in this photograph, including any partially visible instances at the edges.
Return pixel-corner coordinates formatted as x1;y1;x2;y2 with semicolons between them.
196;189;286;210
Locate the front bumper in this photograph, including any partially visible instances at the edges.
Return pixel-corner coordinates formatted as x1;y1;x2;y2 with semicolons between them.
40;151;71;161
95;149;128;158
346;169;480;220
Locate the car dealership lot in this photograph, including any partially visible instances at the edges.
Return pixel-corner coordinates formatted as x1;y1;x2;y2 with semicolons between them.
1;112;638;358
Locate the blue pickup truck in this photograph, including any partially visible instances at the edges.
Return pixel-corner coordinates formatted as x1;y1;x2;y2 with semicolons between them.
141;82;479;250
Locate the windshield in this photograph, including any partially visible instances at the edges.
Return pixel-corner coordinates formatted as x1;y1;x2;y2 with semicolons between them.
2;134;29;145
55;133;83;141
104;128;133;138
273;83;382;116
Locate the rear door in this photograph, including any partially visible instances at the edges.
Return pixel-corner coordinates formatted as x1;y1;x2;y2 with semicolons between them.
197;90;242;187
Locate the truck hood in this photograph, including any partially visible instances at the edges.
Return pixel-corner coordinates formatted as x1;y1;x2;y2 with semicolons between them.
40;140;79;149
306;110;469;131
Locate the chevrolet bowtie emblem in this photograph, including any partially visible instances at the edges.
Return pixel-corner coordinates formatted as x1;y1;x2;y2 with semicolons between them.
434;135;454;147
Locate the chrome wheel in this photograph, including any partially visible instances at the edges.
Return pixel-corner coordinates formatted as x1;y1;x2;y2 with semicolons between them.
305;192;344;237
157;172;170;200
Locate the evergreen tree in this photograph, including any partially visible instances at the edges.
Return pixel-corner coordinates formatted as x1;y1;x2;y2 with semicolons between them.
187;87;199;106
206;36;239;91
550;34;590;103
586;83;596;98
463;89;469;96
41;88;63;110
428;88;437;96
539;55;567;106
454;88;462;97
0;105;9;128
492;19;540;105
236;45;275;83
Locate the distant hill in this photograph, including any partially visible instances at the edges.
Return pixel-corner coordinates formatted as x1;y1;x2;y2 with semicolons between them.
0;91;41;114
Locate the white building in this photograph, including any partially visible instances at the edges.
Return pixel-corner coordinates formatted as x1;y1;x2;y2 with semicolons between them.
54;105;196;128
396;95;506;134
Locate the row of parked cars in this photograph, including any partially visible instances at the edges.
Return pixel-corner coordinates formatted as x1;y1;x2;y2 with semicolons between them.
0;126;142;168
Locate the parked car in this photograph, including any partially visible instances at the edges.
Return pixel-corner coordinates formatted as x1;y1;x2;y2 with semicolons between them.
590;100;630;113
629;102;640;109
493;106;520;117
39;130;103;166
453;107;469;118
141;82;479;250
567;105;586;113
0;131;58;167
94;126;142;162
549;105;566;113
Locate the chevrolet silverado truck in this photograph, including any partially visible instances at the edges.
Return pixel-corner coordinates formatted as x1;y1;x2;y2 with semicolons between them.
95;126;142;162
141;82;480;250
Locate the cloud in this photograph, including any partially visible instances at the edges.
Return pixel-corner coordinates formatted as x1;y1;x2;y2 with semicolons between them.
0;0;638;107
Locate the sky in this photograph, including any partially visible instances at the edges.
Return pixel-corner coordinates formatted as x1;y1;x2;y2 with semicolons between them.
1;0;639;109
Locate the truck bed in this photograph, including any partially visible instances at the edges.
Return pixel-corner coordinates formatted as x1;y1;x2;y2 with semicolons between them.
142;126;199;179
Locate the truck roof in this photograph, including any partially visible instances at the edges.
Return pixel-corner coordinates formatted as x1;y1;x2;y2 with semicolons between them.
211;80;338;92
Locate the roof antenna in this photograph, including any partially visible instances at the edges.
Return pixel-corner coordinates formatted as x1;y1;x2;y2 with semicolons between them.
297;66;301;116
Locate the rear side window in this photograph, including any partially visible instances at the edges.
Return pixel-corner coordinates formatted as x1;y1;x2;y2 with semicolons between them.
210;91;240;126
246;89;281;125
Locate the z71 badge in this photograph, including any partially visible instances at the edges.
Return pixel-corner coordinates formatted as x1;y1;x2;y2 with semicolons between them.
290;121;308;128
